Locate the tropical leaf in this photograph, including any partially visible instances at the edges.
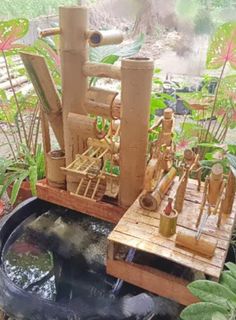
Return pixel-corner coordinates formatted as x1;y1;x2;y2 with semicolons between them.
89;33;144;63
220;271;236;293
206;22;236;70
225;262;236;280
219;75;236;103
212;312;228;320
0;18;29;53
180;302;229;320
188;280;236;308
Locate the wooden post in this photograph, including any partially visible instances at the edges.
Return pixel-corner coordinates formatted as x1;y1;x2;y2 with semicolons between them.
207;163;223;206
119;57;154;207
59;6;88;192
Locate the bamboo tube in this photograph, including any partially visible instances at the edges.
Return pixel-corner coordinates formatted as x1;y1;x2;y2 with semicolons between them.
159;209;178;237
119;57;154;207
68;113;106;140
46;150;66;189
176;230;217;258
87;30;124;47
139;167;177;211
59;6;88;192
85;87;118;119
207;163;223;206
39;27;61;38
83;62;121;80
20;52;64;150
220;170;236;215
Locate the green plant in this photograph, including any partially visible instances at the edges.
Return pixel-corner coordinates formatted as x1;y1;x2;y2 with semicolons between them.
0;18;45;203
181;262;236;320
0;144;45;204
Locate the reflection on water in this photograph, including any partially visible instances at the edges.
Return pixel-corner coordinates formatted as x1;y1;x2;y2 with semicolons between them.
3;210;114;302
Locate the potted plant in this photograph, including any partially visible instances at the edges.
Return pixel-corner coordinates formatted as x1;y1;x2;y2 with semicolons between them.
0;18;45;205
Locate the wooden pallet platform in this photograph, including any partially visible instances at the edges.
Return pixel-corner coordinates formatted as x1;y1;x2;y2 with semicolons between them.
36;179;125;224
107;178;236;305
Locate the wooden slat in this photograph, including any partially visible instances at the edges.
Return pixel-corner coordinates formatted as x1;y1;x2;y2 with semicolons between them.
106;259;199;306
109;230;222;278
36;179;125;224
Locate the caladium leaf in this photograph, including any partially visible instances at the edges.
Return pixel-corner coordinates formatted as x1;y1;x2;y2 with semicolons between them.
206;22;236;70
0;18;29;53
219;75;236;103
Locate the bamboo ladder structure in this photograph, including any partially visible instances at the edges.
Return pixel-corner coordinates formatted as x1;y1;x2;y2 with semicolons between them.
38;6;154;205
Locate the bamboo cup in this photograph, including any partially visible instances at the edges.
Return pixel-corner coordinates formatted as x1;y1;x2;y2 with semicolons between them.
46;150;66;189
159;209;178;237
119;57;154;207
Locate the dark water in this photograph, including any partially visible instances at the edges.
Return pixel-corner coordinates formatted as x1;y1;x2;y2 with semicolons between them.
3;210;115;302
1;209;179;319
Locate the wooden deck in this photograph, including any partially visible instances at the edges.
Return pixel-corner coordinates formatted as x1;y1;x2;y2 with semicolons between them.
107;178;236;305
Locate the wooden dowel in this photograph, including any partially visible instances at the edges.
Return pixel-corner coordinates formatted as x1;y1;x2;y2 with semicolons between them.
39;27;61;38
207;163;223;206
83;62;121;80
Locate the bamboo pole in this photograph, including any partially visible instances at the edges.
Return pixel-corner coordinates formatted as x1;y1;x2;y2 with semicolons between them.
119;57;154;207
59;6;88;192
207;163;223;206
83;62;121;80
39;27;61;38
220;170;236;215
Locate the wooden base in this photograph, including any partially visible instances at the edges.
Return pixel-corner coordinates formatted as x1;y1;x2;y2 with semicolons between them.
36;179;125;224
107;244;199;306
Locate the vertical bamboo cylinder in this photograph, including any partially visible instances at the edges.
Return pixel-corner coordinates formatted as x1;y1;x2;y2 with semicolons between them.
159;209;178;237
207;163;223;206
220;170;236;215
119;57;154;207
46;150;66;189
59;6;88;192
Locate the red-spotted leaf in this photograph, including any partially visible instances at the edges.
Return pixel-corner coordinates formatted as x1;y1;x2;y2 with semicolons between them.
206;22;236;70
0;18;29;53
219;75;236;103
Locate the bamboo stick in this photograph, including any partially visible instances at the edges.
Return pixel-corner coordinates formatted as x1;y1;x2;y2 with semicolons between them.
59;6;88;192
220;170;236;215
39;27;61;38
119;57;154;207
83;62;121;80
87;30;124;47
207;163;223;206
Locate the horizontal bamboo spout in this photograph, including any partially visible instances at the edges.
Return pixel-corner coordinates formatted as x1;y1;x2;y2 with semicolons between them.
83;62;121;80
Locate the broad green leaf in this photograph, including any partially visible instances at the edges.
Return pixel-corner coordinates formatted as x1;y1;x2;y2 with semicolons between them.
89;33;144;63
10;170;28;204
220;271;236;293
219;75;236;103
212;312;228;320
180;302;229;320
206;22;236;70
0;18;29;53
188;280;236;307
225;262;236;280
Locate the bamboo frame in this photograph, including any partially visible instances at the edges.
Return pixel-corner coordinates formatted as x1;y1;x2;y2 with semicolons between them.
59;6;88;192
83;62;121;80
